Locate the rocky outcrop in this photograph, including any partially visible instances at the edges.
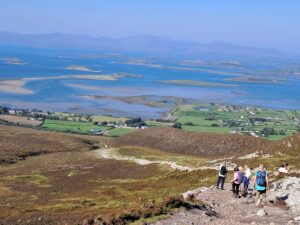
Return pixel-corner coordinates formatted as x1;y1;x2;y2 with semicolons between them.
269;177;300;215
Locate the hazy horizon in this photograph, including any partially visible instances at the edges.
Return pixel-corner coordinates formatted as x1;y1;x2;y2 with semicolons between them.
1;0;300;53
0;30;285;51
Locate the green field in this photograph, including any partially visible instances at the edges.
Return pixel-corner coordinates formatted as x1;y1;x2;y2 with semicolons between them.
177;116;221;126
106;128;137;137
91;115;128;123
52;112;128;123
43;104;300;140
145;120;174;127
173;103;300;140
42;119;112;134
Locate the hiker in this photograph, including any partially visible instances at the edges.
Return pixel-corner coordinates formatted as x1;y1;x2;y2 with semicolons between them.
278;163;289;173
231;166;243;198
254;164;269;206
216;161;227;190
243;165;251;195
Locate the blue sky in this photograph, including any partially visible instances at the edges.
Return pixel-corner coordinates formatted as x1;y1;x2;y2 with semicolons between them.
1;0;300;52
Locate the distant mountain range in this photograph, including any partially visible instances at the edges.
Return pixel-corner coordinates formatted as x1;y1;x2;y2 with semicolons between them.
0;31;283;58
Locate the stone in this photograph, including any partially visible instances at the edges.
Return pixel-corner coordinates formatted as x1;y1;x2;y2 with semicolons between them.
270;177;300;215
182;187;203;199
257;209;267;217
294;216;300;221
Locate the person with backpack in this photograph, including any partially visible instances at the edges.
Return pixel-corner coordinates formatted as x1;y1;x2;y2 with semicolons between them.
216;161;227;190
254;164;269;206
231;166;243;198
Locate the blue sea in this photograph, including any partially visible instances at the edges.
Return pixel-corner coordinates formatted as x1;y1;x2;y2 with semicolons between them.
0;46;300;118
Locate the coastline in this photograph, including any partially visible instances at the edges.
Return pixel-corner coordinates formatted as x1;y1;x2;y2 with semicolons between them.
0;74;141;94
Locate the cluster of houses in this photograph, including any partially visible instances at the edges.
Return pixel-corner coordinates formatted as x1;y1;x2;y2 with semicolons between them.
90;118;149;135
0;106;48;121
94;121;148;130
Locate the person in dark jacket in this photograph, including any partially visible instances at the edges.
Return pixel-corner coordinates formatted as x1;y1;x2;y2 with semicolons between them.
216;161;227;190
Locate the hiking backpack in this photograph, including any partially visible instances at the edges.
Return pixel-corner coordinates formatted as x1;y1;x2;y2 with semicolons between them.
220;166;227;176
237;171;244;184
256;171;266;186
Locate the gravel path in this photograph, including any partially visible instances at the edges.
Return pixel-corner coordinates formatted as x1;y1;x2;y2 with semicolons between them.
96;148;197;171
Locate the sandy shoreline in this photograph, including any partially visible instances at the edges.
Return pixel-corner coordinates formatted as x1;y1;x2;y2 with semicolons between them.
0;79;33;94
0;74;137;94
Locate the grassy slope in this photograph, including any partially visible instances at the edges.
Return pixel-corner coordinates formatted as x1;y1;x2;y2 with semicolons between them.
106;128;137;137
0;125;108;164
0;150;215;224
182;125;230;133
112;126;275;157
1;124;299;224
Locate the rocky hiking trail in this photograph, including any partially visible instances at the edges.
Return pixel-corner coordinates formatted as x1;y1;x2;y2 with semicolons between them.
152;180;300;225
95;148;300;225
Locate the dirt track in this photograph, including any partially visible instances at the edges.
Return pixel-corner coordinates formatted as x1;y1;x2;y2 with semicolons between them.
96;148;196;171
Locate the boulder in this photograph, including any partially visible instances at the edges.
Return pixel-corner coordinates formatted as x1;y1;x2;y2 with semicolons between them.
269;177;300;214
182;187;207;200
257;209;267;217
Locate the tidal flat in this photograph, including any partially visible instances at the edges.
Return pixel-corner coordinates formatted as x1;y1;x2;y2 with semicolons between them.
158;79;238;87
0;74;140;94
226;76;285;84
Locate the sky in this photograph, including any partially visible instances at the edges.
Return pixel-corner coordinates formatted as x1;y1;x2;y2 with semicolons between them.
0;0;300;53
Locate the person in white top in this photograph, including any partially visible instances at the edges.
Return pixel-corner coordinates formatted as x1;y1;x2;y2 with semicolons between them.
243;165;251;194
278;163;289;173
